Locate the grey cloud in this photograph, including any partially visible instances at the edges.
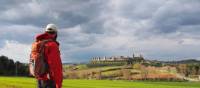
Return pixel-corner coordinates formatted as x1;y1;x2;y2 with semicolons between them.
58;26;97;50
0;24;40;44
151;0;200;34
0;0;28;10
0;0;105;28
81;19;105;34
115;0;166;20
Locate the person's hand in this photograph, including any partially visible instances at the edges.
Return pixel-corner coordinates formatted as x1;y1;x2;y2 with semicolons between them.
29;63;35;76
47;73;50;79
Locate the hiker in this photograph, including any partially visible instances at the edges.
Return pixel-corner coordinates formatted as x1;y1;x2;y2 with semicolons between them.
29;24;63;88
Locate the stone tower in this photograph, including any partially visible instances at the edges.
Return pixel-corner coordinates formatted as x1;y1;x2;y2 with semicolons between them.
133;53;135;59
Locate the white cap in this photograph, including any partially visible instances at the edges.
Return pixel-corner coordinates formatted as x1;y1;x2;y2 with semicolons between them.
45;23;57;32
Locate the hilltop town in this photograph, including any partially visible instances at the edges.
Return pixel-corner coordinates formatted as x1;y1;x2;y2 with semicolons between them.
90;53;144;65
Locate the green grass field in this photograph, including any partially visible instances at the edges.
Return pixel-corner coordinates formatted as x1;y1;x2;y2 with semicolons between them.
0;77;199;88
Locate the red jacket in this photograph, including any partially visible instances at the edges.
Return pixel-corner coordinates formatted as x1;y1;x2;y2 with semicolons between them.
35;33;63;88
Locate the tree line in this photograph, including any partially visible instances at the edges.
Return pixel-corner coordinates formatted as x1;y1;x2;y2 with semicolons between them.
0;55;29;76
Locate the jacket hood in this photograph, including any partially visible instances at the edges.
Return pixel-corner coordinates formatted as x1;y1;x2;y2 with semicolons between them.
35;32;56;41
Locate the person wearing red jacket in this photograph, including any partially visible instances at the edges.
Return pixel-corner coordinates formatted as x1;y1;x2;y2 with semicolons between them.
30;24;63;88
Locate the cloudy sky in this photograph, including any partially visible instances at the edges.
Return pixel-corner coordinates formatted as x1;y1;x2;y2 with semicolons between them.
0;0;200;63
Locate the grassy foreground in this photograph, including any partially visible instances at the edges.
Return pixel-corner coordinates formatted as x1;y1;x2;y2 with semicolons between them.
0;77;199;88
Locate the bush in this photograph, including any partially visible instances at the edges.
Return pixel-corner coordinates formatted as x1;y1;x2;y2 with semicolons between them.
66;71;78;79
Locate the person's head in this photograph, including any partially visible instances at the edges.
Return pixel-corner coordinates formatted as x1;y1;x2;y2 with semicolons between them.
45;23;58;39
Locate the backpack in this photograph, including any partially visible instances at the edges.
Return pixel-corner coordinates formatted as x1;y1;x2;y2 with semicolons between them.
29;39;53;77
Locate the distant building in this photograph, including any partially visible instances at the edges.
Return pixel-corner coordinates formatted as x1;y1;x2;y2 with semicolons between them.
90;53;144;65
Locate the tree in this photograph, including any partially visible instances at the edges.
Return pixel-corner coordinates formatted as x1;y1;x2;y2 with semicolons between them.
96;70;102;80
177;64;187;76
0;55;29;76
133;63;142;70
140;65;148;80
122;69;131;80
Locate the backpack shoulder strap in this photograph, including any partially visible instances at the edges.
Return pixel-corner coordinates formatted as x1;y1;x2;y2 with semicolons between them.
39;39;55;53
